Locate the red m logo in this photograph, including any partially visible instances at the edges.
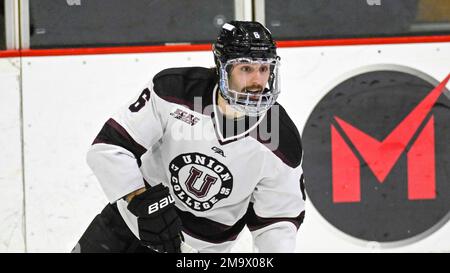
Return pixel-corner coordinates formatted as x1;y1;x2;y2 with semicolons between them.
331;74;450;203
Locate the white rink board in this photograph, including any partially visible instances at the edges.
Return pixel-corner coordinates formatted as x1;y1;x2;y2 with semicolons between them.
21;52;215;252
19;42;450;252
0;58;25;252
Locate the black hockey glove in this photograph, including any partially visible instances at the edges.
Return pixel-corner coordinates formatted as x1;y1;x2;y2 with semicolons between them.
127;184;183;253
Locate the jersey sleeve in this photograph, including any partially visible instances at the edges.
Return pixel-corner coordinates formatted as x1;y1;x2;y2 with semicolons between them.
248;159;306;253
86;82;170;203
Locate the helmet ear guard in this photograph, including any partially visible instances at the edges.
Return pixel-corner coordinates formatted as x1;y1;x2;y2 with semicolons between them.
213;21;280;117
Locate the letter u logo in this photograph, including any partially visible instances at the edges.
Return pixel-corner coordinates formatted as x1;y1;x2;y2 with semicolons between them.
185;167;217;198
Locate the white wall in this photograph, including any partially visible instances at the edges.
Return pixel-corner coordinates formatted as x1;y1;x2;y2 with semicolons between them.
0;57;25;252
1;41;449;252
21;51;215;252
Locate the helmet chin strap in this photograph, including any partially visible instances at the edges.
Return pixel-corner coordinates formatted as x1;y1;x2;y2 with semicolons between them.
216;89;246;120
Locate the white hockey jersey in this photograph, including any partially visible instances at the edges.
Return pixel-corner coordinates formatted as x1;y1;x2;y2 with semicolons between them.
87;67;305;253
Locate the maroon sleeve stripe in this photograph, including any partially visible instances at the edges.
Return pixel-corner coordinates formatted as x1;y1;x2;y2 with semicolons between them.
92;118;147;166
246;203;305;231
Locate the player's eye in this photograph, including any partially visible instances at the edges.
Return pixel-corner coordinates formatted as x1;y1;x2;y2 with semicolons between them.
240;66;253;73
260;66;269;73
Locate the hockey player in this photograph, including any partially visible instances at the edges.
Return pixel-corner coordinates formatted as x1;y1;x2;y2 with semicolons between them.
73;21;305;253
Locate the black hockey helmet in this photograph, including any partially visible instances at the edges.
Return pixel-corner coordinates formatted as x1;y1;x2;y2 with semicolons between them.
213;21;278;66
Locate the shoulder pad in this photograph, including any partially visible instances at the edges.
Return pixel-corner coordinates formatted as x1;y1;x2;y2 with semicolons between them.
152;67;218;111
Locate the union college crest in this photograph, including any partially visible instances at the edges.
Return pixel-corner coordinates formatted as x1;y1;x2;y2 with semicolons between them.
169;153;233;211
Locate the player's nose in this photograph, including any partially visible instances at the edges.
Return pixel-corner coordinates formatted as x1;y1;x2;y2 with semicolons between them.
250;72;265;88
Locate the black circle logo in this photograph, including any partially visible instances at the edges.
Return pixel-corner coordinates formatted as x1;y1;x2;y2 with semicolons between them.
169;152;233;211
303;66;450;245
